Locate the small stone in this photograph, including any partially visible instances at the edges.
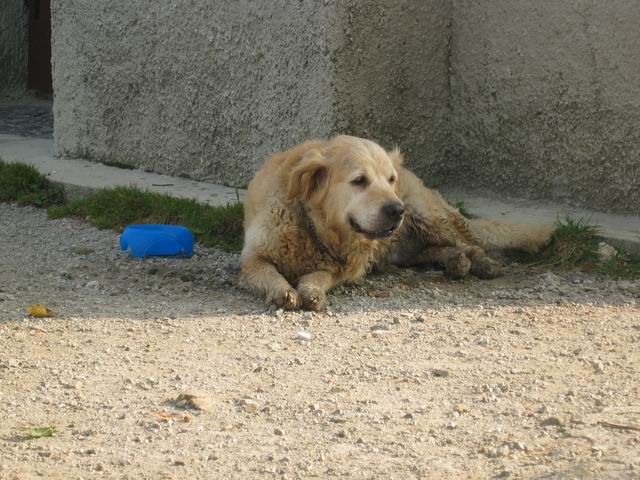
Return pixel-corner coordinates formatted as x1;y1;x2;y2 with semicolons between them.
95;463;104;472
274;428;284;436
337;429;348;438
370;324;390;332
541;416;564;427
175;391;216;412
85;280;99;289
590;360;605;373
403;413;414;420
476;336;489;346
454;404;467;414
243;399;259;413
496;445;510;457
296;330;312;341
414;315;426;323
7;359;18;368
432;369;450;378
597;242;616;260
173;459;186;466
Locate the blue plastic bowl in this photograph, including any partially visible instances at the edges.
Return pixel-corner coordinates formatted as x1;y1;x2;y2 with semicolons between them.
120;224;194;258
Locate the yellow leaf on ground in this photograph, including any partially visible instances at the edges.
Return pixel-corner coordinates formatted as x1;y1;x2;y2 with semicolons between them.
27;304;54;318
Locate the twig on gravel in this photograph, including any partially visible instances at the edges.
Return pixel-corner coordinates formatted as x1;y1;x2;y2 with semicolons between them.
597;421;640;432
241;365;265;379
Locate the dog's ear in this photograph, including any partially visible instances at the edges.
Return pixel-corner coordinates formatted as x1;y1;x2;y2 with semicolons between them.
390;147;404;168
287;149;328;202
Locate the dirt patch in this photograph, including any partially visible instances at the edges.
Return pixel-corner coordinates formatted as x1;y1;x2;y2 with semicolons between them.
1;204;639;479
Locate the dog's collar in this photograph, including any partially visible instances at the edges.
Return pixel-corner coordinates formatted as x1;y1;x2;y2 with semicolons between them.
298;205;346;267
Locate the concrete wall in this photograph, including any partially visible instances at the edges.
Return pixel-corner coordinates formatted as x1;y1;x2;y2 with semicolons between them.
51;0;640;213
448;0;640;214
52;1;339;185
333;0;451;179
51;0;450;187
0;0;27;96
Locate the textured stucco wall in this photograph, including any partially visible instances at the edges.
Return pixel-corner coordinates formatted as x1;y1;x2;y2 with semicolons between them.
52;0;640;213
448;0;640;213
52;1;339;186
0;0;27;95
51;0;450;187
334;0;451;179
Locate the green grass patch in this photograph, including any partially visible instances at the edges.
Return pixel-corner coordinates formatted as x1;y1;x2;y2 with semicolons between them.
512;217;600;268
48;186;244;251
597;250;640;279
452;200;473;219
512;216;640;279
542;217;601;268
0;158;65;207
24;426;56;439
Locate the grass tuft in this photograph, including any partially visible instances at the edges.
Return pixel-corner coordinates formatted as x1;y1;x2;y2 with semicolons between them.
451;200;473;219
596;251;640;279
542;217;601;268
24;426;56;439
48;186;244;251
0;158;65;207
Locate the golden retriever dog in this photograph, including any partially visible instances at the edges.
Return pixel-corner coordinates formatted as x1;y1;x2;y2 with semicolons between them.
241;135;553;311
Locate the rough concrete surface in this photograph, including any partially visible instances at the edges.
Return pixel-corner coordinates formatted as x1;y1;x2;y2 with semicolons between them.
334;0;451;179
51;1;452;188
2;203;640;479
0;0;27;96
51;0;339;187
50;0;640;214
448;0;640;214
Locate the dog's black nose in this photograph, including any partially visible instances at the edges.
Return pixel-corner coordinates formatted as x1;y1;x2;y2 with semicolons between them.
381;201;405;220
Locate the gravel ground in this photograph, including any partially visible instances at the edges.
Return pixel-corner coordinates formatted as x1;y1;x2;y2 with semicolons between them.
1;203;639;480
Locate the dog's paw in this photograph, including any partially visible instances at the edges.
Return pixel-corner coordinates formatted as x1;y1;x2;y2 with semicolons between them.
443;251;471;280
297;284;327;311
266;286;301;310
470;256;502;279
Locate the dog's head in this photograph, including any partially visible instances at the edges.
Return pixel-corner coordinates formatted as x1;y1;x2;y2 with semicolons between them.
287;135;404;241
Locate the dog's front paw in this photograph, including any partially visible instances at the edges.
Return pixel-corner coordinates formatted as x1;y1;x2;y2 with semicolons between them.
297;284;327;311
266;286;302;310
443;251;471;280
470;256;502;279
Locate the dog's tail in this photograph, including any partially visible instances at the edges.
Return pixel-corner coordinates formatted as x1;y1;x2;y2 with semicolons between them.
466;218;555;253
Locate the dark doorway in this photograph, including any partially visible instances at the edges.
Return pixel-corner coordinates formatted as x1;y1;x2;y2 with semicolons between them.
27;0;53;94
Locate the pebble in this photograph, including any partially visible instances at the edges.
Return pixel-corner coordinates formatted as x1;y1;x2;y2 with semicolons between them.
370;324;390;332
541;416;565;427
476;336;489;346
296;330;312;341
274;428;284;436
432;369;450;378
497;445;510;457
85;280;100;289
175;391;216;412
243;399;259;413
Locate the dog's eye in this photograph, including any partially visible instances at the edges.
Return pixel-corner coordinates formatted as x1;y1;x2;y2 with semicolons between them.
388;175;396;184
350;175;369;188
